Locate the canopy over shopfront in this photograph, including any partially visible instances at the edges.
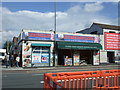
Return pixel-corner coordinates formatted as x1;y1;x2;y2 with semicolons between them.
31;43;51;47
57;41;102;50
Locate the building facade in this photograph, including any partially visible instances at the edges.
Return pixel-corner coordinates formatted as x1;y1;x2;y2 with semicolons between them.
18;29;102;67
77;23;120;64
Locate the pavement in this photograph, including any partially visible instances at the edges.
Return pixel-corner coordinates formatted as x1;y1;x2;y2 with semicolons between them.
1;63;120;73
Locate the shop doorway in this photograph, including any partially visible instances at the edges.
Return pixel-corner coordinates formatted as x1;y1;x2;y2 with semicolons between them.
58;49;73;66
80;50;93;64
107;52;115;63
57;49;93;66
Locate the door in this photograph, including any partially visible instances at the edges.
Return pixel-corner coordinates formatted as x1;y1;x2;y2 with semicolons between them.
107;52;115;63
58;49;73;66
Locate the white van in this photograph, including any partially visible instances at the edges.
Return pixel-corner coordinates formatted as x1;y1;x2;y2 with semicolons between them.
0;49;6;64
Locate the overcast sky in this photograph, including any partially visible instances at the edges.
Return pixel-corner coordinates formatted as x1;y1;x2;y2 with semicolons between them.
0;1;119;48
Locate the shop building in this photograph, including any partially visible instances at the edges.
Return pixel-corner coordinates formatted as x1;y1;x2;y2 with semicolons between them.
77;23;120;64
18;29;102;67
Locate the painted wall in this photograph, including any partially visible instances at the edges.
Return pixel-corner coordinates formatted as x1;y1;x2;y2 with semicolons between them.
100;51;108;63
22;41;32;67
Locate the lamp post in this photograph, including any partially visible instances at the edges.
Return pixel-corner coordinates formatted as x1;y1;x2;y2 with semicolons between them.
53;0;57;66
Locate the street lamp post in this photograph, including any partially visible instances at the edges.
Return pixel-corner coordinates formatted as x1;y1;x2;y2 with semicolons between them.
53;0;57;66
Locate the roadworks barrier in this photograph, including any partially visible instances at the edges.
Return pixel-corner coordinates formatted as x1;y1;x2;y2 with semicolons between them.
44;69;120;89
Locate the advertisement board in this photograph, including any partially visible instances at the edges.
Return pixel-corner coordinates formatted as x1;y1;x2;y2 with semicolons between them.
56;34;96;43
65;57;72;66
41;53;49;63
22;32;100;43
32;53;41;63
104;32;120;50
22;43;31;67
93;51;99;65
74;54;80;66
28;32;51;40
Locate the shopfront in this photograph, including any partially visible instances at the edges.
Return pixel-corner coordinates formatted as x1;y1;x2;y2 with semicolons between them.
21;42;53;67
18;30;54;67
18;30;102;67
57;41;102;66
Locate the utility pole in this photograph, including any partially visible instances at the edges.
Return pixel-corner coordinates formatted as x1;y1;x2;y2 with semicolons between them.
7;41;9;54
53;0;56;66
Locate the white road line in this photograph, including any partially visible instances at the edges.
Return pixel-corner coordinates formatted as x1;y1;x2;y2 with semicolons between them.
32;74;43;76
40;81;44;84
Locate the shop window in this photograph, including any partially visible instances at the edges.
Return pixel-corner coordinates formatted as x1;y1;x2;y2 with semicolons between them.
32;47;40;53
31;46;50;67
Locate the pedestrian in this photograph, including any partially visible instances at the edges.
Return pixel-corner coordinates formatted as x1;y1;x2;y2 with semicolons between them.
10;55;14;67
6;54;10;68
16;55;20;67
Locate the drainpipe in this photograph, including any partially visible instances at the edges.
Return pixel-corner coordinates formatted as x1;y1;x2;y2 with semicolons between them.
98;33;101;65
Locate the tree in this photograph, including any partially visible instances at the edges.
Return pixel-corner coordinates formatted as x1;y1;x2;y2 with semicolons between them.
3;41;12;54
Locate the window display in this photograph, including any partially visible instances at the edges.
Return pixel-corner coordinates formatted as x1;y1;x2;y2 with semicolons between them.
32;46;50;67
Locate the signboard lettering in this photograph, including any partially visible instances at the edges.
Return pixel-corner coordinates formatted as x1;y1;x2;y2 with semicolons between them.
22;32;99;43
104;32;120;50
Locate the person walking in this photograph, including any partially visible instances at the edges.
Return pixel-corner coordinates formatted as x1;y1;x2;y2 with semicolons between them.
10;55;14;67
6;54;10;68
16;55;20;67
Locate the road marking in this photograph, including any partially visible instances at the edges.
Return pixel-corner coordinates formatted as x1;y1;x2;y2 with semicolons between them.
32;74;43;76
40;81;44;84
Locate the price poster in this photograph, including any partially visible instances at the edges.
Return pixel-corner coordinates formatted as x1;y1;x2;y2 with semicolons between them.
32;53;41;63
65;58;72;66
74;54;80;66
41;53;49;63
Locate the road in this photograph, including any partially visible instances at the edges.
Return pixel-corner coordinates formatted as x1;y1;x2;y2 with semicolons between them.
2;64;119;89
2;72;44;89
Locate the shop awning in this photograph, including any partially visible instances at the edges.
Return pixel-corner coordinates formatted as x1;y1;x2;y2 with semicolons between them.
57;41;102;50
31;43;51;47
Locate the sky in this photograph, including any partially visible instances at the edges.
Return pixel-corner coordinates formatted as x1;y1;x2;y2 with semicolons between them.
0;1;119;48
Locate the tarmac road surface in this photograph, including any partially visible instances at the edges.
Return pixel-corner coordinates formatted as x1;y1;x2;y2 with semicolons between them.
2;64;119;89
